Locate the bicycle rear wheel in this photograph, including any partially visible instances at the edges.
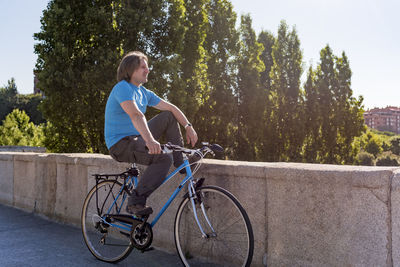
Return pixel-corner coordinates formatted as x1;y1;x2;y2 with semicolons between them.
81;180;133;263
174;185;254;267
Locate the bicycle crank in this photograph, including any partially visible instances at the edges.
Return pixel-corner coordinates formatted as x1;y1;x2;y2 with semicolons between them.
130;221;153;250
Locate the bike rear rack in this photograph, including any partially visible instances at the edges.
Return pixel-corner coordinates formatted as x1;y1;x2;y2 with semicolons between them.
92;164;140;184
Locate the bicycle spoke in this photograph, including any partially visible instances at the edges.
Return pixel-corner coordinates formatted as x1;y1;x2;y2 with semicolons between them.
175;186;253;267
82;180;133;263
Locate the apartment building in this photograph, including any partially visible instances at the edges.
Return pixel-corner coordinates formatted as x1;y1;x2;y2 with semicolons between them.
364;106;400;134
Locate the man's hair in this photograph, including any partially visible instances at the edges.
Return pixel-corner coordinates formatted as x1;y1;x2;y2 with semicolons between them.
117;51;148;82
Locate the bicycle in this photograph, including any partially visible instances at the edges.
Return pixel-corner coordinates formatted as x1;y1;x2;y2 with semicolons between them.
81;142;254;266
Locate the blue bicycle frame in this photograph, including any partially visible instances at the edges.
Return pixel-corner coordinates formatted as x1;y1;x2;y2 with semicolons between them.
102;157;194;231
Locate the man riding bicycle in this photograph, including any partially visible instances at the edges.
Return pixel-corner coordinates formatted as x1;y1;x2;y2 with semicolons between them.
104;51;198;216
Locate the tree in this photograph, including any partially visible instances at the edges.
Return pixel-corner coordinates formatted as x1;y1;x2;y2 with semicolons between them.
235;14;265;161
334;52;365;163
389;136;400;155
34;0;187;153
16;94;45;125
117;0;186;100
257;31;276;161
266;21;304;161
34;0;122;153
303;66;321;162
0;78;18;122
168;0;210;123
0;109;44;146
195;0;239;157
311;45;365;164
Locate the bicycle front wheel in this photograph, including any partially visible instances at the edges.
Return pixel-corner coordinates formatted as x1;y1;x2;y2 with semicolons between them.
174;185;254;267
81;180;133;263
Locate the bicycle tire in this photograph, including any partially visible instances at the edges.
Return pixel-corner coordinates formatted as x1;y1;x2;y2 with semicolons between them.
174;185;254;267
81;180;133;263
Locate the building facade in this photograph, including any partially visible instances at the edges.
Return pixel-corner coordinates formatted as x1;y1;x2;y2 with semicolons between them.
364;106;400;134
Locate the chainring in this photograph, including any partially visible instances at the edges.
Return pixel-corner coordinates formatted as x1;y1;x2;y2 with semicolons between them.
130;222;153;250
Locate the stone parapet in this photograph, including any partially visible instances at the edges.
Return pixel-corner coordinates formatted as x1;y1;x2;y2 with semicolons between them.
0;152;399;266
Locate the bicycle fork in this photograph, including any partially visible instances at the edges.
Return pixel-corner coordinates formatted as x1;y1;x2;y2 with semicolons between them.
188;181;216;238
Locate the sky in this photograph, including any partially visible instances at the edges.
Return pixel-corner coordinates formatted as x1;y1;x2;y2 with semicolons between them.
0;0;399;109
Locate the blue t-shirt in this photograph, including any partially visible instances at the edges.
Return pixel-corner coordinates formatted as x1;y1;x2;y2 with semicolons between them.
104;80;161;149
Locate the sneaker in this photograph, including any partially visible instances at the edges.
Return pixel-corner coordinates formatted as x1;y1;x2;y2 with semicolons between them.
126;204;153;216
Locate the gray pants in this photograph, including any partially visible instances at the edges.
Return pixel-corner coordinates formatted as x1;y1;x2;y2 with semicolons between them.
109;111;184;205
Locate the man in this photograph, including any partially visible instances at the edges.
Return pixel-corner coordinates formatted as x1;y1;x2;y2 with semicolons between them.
105;51;198;216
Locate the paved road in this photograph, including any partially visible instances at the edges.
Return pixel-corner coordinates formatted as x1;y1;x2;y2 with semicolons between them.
0;204;182;267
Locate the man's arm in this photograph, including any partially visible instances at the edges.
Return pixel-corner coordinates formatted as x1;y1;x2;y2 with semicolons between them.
120;100;161;154
154;99;198;147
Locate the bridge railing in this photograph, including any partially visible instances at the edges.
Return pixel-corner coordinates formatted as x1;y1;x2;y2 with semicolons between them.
0;152;399;266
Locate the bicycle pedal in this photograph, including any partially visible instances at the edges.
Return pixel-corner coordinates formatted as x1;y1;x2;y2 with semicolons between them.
140;247;154;253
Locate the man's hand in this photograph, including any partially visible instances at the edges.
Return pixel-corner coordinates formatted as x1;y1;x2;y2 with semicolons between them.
146;139;162;154
186;127;198;147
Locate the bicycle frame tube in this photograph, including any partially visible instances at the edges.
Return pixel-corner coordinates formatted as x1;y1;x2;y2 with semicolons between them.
104;176;134;215
101;176;136;231
188;181;208;237
150;159;193;227
100;159;194;230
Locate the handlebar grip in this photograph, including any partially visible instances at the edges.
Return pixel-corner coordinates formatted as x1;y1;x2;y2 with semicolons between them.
210;144;224;154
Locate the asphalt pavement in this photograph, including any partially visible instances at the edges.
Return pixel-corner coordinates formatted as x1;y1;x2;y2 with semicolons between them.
0;204;182;267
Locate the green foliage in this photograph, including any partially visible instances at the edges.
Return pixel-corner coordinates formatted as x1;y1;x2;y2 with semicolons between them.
33;0;368;165
0;78;18;122
196;0;239;158
364;135;383;157
34;0;187;153
303;46;365;164
265;21;303;162
389;136;400;155
235;14;265;161
356;151;374;166
354;129;391;157
34;0;125;153
0;109;44;146
376;151;399;166
0;78;45;125
168;0;209;122
15;94;45;125
352;129;400;165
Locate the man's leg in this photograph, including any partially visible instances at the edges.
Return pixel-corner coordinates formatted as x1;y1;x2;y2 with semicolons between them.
108;111;184;214
109;135;172;213
131;111;185;202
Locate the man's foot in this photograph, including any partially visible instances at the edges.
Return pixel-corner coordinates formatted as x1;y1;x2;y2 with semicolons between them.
126;204;153;216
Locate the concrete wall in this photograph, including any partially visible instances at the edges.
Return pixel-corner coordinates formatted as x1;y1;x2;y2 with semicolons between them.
1;152;400;266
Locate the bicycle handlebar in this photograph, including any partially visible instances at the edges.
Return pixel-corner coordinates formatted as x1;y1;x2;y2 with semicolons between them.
161;142;223;157
145;142;223;157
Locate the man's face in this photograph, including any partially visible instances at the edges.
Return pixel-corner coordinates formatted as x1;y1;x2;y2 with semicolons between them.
130;58;149;86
